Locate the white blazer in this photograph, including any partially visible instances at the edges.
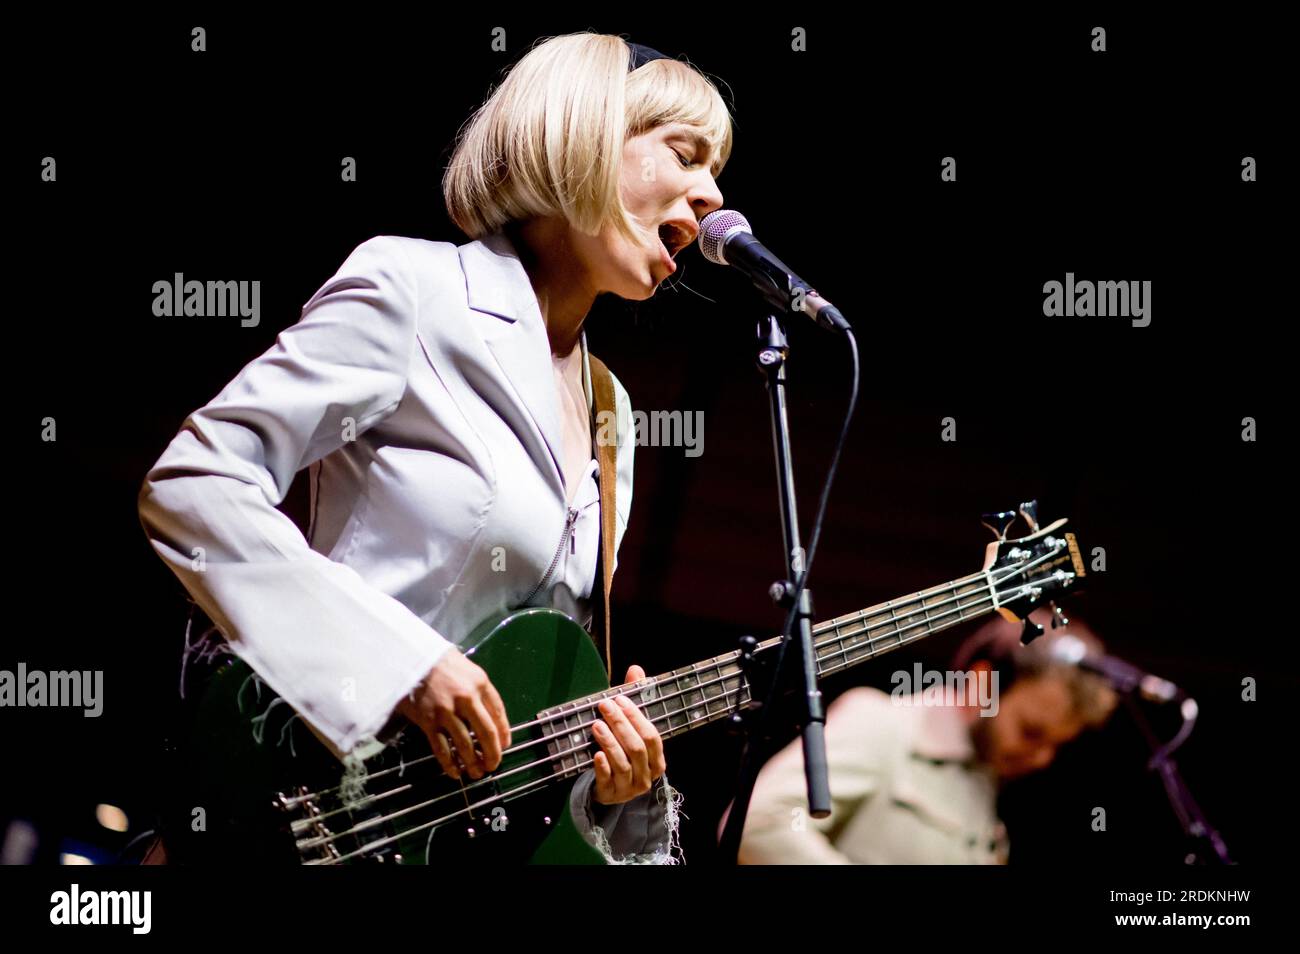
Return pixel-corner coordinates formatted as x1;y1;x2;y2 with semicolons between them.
138;231;676;861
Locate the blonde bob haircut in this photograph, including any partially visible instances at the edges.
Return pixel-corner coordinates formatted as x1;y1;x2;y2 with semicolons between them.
443;32;734;247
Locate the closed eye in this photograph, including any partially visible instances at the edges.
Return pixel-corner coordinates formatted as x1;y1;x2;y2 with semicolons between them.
671;148;693;168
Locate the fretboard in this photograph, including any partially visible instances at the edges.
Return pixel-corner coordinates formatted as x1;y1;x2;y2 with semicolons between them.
542;569;999;765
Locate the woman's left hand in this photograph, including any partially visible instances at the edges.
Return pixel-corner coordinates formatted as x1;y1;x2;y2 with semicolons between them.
591;665;667;805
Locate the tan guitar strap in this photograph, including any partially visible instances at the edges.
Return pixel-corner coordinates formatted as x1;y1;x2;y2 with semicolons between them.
587;353;618;682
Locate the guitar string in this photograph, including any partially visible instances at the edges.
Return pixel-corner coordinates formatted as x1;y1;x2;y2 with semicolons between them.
289;591;970;841
307;576;1051;863
290;581;995;836
287;565;1005;813
310;691;769;863
288;550;1062;824
307;619;966;863
297;570;1062;860
286;562;1027;809
308;576;1044;865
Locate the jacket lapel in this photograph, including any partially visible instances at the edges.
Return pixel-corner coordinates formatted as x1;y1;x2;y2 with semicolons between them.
459;231;565;496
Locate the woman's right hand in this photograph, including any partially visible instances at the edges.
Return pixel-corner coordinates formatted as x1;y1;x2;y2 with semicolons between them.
397;649;512;781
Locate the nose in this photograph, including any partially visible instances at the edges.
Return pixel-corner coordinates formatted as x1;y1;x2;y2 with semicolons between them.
690;172;725;223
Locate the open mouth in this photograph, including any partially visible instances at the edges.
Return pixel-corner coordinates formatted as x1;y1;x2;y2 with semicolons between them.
657;222;692;258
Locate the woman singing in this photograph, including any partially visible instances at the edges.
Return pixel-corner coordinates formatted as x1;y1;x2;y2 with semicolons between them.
137;31;732;863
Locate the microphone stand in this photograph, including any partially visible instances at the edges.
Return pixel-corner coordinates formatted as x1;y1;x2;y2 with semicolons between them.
718;313;831;863
1122;694;1232;864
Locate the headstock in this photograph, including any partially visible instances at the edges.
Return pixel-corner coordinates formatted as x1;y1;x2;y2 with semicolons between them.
980;502;1087;644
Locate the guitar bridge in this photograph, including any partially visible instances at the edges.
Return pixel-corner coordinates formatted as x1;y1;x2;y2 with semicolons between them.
274;786;343;863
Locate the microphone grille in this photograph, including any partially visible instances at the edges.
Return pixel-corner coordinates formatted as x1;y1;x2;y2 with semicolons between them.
698;209;751;264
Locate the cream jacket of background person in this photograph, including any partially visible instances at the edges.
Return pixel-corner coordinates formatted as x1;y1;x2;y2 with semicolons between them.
735;687;1007;864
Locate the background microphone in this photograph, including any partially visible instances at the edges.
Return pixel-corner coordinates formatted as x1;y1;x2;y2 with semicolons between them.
1050;634;1185;704
698;209;851;333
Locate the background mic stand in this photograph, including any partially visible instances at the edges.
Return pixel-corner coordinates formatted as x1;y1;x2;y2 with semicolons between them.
1123;693;1232;864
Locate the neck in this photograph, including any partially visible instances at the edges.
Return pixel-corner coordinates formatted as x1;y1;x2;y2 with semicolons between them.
506;219;595;356
536;569;1013;762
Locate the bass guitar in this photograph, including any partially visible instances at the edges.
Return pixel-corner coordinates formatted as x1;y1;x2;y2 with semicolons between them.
161;510;1085;864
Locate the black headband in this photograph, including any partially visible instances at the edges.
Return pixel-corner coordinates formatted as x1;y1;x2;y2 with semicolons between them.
627;41;669;70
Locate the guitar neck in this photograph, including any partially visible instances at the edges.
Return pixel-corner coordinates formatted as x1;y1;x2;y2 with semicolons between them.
611;570;998;742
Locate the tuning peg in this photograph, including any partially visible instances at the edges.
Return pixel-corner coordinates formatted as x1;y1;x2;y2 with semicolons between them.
1020;619;1045;645
1019;500;1040;533
980;509;1019;542
1049;601;1069;629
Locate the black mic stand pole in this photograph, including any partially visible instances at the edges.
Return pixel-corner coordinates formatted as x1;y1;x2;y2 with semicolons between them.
1122;694;1232;864
718;313;831;863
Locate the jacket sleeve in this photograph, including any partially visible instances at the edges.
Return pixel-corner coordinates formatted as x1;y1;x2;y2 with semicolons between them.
137;235;453;759
734;689;889;864
569;773;683;864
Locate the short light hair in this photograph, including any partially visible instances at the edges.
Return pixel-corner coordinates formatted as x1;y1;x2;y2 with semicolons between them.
442;32;735;245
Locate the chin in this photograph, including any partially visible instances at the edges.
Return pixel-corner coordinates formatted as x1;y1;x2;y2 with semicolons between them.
614;271;659;301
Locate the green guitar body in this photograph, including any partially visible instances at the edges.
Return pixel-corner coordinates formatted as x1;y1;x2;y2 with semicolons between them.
161;608;613;865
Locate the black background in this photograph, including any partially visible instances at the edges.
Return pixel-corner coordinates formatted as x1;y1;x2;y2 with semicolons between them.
5;7;1290;883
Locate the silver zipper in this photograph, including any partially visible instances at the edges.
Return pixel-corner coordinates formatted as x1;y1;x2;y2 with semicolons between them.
521;506;580;605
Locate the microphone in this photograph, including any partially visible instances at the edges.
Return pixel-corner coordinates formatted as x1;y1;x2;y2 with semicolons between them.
1050;634;1185;704
697;209;851;333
